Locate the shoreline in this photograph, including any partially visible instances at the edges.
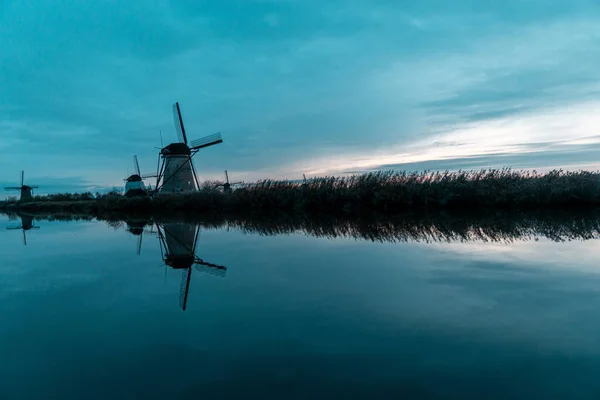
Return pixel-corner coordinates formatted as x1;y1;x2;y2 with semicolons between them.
3;169;600;218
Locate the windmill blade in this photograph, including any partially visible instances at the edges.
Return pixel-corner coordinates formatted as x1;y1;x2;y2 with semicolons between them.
172;102;188;145
6;226;23;230
21;170;24;187
190;132;223;150
195;257;226;276
29;185;39;189
4;187;21;190
23;230;27;246
195;262;227;278
225;170;229;184
179;268;192;311
141;173;158;179
136;234;143;255
133;155;141;176
155;152;161;187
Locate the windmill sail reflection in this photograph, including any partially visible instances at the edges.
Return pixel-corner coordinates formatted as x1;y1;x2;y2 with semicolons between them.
155;222;226;311
6;213;40;246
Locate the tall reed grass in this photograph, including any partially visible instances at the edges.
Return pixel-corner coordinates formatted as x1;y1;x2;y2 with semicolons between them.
5;169;600;215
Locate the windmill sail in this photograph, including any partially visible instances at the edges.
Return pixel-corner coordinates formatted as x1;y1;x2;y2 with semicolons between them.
21;170;24;187
195;261;227;277
179;268;192;311
190;132;223;150
173;102;187;144
133;155;141;176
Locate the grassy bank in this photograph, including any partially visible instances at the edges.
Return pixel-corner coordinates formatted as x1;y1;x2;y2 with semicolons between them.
4;169;600;217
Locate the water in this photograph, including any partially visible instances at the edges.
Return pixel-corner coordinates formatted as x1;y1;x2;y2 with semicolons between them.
2;214;600;399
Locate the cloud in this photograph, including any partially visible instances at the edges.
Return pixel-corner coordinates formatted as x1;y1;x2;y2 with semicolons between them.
1;1;600;185
299;100;600;175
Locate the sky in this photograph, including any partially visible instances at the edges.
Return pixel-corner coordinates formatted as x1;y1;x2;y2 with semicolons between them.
2;0;600;195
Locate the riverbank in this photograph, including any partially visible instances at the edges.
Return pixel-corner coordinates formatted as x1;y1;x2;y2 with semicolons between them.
3;169;600;217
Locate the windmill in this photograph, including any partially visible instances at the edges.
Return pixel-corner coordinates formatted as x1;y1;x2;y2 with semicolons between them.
155;222;226;311
124;156;156;197
4;171;39;202
6;213;40;246
214;170;242;193
154;102;224;194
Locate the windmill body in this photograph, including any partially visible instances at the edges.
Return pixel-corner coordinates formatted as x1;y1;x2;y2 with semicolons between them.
159;144;196;193
124;155;153;197
160;223;198;269
19;186;33;202
154;102;223;194
4;171;39;202
124;176;147;197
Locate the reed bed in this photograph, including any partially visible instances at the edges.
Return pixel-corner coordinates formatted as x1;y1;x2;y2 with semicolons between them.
4;169;600;215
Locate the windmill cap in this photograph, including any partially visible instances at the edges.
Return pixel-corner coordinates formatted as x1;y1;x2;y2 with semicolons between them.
126;174;142;182
165;255;195;269
161;143;191;156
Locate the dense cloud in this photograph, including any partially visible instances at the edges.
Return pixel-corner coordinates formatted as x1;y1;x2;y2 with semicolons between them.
1;0;600;196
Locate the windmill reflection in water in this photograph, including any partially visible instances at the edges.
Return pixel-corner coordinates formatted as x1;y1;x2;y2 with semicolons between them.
127;219;226;311
125;218;154;255
6;214;40;246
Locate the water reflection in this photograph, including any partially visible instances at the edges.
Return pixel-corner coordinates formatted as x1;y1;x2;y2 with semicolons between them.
136;221;227;311
124;218;154;255
5;213;40;245
96;216;228;311
6;210;600;244
3;211;600;397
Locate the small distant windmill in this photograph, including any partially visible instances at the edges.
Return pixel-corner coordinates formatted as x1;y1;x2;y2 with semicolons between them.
154;102;224;193
214;170;242;193
124;156;157;197
156;222;226;311
4;171;39;202
6;214;39;246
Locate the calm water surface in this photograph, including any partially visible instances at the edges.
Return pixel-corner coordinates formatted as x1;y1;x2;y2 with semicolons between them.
2;214;600;399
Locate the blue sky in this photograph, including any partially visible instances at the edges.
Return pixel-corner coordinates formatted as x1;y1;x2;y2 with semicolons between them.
2;0;600;195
